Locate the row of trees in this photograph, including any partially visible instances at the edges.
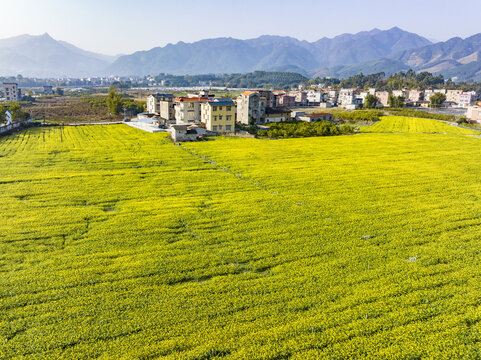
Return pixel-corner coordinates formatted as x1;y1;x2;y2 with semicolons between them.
154;71;309;90
307;70;479;92
257;121;355;138
106;86;145;115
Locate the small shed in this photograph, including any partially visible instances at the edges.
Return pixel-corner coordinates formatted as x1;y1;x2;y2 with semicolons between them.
298;113;334;123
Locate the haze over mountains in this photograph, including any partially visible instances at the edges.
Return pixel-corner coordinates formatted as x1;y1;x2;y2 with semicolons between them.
3;28;481;81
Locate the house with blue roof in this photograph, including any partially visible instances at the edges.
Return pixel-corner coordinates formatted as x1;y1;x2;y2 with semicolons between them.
146;93;175;121
201;98;236;133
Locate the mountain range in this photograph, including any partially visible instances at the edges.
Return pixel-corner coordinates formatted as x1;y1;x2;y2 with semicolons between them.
2;28;481;81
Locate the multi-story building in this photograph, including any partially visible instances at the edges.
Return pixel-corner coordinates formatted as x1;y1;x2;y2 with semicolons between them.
3;83;21;101
258;90;274;107
201;99;236;133
424;89;435;102
290;91;308;106
408;90;423;103
146;94;175;121
174;97;208;124
459;92;477;108
338;89;357;106
306;90;322;106
328;89;338;104
236;91;267;125
446;90;463;104
467;105;481;123
277;94;296;108
375;91;390;107
392;89;409;98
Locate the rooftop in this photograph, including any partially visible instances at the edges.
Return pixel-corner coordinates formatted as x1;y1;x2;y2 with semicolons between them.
175;97;209;102
151;94;174;98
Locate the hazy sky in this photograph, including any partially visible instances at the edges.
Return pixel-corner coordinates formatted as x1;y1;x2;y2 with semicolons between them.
1;0;480;55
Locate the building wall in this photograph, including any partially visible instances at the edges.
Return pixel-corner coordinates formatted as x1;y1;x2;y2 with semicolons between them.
236;93;266;125
3;83;20;101
202;102;235;133
175;98;206;124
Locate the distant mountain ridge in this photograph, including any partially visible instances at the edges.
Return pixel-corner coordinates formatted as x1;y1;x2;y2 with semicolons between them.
3;29;481;81
0;33;113;77
107;27;432;76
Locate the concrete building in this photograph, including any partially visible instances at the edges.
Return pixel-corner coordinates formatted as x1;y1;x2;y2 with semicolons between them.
290;91;308;106
328;90;338;103
277;94;296;108
265;107;291;123
43;85;54;95
408;90;423;103
3;83;21;101
201;99;236;133
306;90;322;106
446;90;463;104
392;89;409;98
375;91;390;107
170;124;208;142
174;97;208;124
146;94;175;121
236;91;267;125
467;106;481;123
459;92;477;107
298;113;334;123
338;89;357;106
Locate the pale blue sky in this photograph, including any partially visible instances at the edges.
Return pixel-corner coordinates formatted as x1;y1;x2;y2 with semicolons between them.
1;0;480;55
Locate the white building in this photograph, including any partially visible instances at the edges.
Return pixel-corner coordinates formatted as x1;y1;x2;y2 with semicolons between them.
146;94;175;121
459;92;477;108
3;83;21;101
236;91;267;125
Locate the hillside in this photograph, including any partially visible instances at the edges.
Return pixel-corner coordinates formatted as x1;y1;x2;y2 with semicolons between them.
0;33;113;77
107;28;431;76
3;125;481;358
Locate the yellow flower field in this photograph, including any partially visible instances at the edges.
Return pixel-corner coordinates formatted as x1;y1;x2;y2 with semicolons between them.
2;125;481;359
361;115;480;135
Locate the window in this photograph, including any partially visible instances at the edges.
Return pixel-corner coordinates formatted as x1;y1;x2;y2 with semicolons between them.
226;125;231;131
219;115;223;121
226;115;231;121
219;106;222;110
214;116;217;121
219;125;223;131
213;107;217;111
226;106;231;111
213;126;217;131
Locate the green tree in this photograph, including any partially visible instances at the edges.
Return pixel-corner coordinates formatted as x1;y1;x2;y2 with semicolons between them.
388;95;405;108
106;86;123;115
364;94;378;108
56;87;64;96
430;93;446;108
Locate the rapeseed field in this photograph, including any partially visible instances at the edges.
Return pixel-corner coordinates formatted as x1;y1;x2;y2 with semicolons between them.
2;123;481;359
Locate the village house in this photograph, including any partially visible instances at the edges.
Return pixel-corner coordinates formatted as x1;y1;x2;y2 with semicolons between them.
43;85;54;95
146;94;175;121
289;91;308;106
265;107;291;123
298;113;334;123
201;99;236;133
446;89;463;104
392;89;409;98
277;94;296;108
459;92;477;107
174;96;209;124
467;105;481;123
3;83;22;101
328;89;339;103
306;90;322;106
375;91;390;107
338;89;357;106
170;124;209;142
408;90;423;103
236;91;267;125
